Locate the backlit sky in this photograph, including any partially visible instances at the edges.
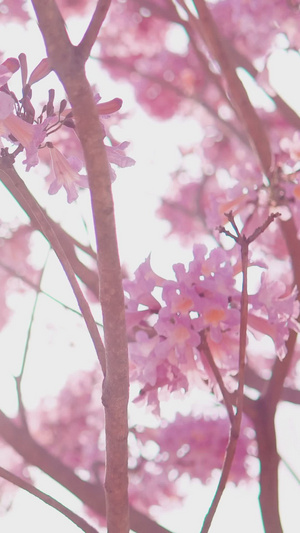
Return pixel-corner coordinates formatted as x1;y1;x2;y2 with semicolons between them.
0;8;300;533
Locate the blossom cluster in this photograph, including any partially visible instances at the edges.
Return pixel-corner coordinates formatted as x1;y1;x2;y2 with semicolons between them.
0;224;40;330
0;55;134;202
124;244;300;407
130;412;257;493
31;370;105;473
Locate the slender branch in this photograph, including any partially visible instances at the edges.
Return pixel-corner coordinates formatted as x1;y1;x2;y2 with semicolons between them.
77;0;112;61
244;365;300;404
0;162;106;374
243;390;282;532
242;215;299;533
280;216;300;299
280;454;300;485
249;319;298;532
234;237;249;420
14;376;28;431
99;55;250;147
0;169;99;298
14;248;51;432
252;398;283;533
201;217;249;532
264;330;298;408
247;212;281;243
138;0;300;138
199;331;235;424
0;260;102;325
223;38;300;130
187;0;273;177
0;466;98;533
281;386;300;404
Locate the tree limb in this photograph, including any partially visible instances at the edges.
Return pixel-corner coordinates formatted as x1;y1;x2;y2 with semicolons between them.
0;466;98;533
0;410;173;533
31;1;130;530
77;0;112;61
0;162;99;298
188;0;273;177
0;162;106;374
201;217;249;532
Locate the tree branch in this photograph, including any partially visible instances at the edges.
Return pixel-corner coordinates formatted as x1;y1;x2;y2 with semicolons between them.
0;410;173;533
0;162;106;374
280;216;300;297
200;331;235;424
251;398;283;533
31;1;130;530
0;466;98;533
244;365;300;405
201;218;249;532
265;330;298;408
223;38;300;130
0;164;99;298
99;55;250;147
187;0;273;177
77;0;112;61
0;261;101;326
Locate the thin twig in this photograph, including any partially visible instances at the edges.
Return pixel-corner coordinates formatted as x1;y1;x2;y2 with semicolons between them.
0;163;106;375
99;55;249;146
77;0;112;61
201;219;249;532
280;454;300;485
201;209;280;530
247;212;281;243
0;466;98;533
200;331;235;425
185;0;273;177
0;260;102;325
0;167;99;297
223;38;300;130
14;248;51;432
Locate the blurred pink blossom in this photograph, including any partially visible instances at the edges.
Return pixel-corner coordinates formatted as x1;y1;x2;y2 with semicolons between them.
47;144;89;203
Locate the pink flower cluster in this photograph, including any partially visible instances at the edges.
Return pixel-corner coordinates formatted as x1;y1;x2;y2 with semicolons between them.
0;225;40;330
131;412;256;491
124;244;300;407
0;55;134;202
31;370;105;473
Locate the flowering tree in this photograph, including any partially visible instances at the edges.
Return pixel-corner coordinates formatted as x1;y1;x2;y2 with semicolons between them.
0;1;300;532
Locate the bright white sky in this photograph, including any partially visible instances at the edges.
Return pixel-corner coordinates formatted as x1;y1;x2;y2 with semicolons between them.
0;7;300;533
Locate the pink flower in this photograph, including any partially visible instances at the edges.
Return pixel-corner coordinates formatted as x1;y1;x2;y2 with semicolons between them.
105;141;135;182
138;413;255;486
47;145;88;203
0;225;41;330
57;96;135;185
60;96;123;121
0;91;50;170
96;97;123;115
248;273;300;359
0;58;19;87
28;58;51;86
155;314;200;367
125;246;244;405
123;256;164;311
